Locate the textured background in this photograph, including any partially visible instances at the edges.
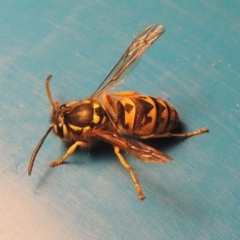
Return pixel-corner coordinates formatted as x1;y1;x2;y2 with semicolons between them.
0;1;239;239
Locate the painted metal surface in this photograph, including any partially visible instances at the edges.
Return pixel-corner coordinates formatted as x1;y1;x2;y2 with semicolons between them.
0;1;239;239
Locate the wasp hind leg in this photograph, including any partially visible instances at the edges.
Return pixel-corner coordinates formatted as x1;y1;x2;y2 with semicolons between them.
143;127;209;138
166;127;209;138
114;146;145;201
50;141;88;167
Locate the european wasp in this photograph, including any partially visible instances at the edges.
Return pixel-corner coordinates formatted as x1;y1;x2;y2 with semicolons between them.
28;24;209;200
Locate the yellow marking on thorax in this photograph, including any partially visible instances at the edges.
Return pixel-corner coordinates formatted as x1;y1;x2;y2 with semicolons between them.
68;124;83;132
83;126;90;133
93;103;103;124
93;102;102;124
93;114;100;124
93;103;100;109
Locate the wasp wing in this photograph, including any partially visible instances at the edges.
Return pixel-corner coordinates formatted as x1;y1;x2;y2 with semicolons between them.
90;24;165;100
91;129;172;163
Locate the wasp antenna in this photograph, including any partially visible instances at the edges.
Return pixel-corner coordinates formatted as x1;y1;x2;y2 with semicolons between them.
45;75;55;109
28;126;53;175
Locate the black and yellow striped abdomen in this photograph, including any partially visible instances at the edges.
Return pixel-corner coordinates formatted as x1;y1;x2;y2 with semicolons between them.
116;95;179;137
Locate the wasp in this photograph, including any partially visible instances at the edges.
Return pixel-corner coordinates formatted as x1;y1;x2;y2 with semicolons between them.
28;24;209;200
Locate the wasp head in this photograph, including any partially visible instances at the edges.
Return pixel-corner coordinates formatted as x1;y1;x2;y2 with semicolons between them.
51;104;69;140
45;75;69;140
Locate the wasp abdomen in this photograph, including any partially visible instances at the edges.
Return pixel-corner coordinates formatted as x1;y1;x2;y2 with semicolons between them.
116;95;179;136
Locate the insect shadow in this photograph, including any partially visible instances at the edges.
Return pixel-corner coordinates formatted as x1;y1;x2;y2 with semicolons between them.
33;121;193;192
71;121;190;171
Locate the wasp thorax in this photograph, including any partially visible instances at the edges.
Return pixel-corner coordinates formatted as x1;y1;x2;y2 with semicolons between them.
67;103;94;127
52;101;107;140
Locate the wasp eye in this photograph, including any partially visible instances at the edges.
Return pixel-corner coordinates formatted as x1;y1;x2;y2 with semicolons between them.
60;104;66;109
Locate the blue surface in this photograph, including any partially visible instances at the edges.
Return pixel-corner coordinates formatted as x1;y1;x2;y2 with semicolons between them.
0;1;240;239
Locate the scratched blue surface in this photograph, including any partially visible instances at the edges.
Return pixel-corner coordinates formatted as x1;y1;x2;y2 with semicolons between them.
0;1;239;239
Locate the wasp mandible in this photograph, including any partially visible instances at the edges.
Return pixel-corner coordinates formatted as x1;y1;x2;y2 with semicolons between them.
28;24;209;200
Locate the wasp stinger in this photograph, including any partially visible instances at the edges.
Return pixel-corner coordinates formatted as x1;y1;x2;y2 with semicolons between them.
28;24;209;200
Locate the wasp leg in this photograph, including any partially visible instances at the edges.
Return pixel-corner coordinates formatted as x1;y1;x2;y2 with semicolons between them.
165;127;209;137
142;127;209;139
50;141;88;167
114;146;145;201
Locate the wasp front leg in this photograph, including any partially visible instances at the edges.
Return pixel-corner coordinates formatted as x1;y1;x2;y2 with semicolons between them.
50;141;88;167
114;146;145;200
